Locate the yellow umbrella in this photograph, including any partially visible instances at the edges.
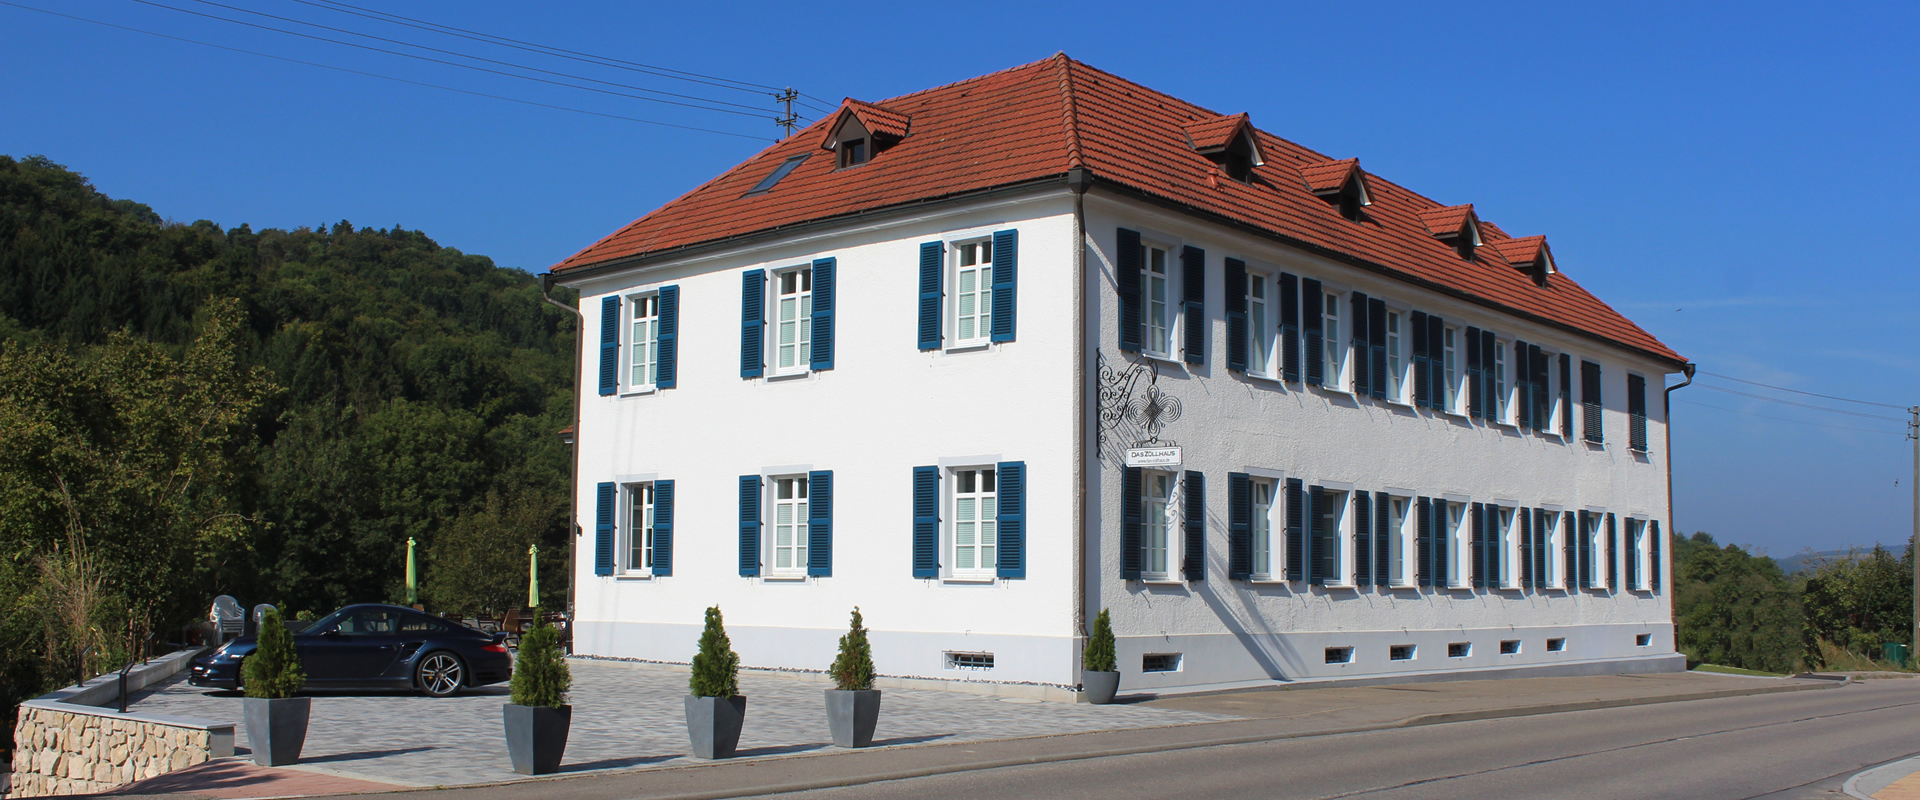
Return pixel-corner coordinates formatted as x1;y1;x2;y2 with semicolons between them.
406;537;418;605
528;543;540;610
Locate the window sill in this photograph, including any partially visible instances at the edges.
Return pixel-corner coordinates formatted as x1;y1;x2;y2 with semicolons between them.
1313;383;1352;397
618;387;657;398
1138;578;1185;586
767;370;813;382
945;341;991;354
942;575;996;584
1440;409;1469;420
614;574;654;581
761;574;808;582
1322;581;1360;590
1246;577;1289;585
1139;352;1185;368
1387;399;1414;408
1243;371;1283;386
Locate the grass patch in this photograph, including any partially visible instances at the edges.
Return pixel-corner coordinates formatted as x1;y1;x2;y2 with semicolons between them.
1692;663;1785;677
1814;641;1917;673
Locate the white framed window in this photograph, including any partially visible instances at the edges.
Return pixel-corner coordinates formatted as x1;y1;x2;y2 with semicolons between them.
1545;511;1566;589
628;293;659;390
1143;244;1173;357
1497;506;1520;589
1628;517;1649;590
1586;512;1608;590
951;467;997;575
1492;340;1510;423
1142;471;1175;579
1445;501;1468;588
1320;488;1352;586
1251;478;1278;578
1248;272;1273;377
1322;290;1345;390
1544;347;1566;436
771;475;810;575
952;240;994;346
773;267;813;376
1388;495;1413;586
1385;310;1408;403
626;482;655;574
1442;327;1461;413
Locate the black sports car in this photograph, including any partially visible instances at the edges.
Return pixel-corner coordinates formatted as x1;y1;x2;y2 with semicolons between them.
189;603;512;697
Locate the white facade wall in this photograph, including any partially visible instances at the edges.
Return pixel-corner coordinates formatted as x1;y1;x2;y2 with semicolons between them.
566;192;1084;688
1080;194;1680;690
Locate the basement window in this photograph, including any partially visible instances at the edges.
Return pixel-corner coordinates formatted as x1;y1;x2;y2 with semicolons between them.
1389;644;1416;661
1635;633;1653;647
945;651;994;670
1142;653;1182;673
1325;646;1354;664
1447;642;1471;658
745;154;810;196
1547;638;1567;652
1500;640;1521;655
838;138;869;169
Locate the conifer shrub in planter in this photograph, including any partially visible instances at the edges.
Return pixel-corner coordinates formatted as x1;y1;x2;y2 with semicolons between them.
242;607;309;766
824;607;881;748
1082;608;1120;705
685;606;746;759
503;613;572;775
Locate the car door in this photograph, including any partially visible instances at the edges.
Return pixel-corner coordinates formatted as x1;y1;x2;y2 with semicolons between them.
307;609;403;683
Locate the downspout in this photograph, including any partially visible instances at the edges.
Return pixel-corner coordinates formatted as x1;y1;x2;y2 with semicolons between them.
1068;168;1092;691
540;272;585;649
1661;362;1695;628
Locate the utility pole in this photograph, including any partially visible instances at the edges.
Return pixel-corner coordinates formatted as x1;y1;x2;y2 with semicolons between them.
776;88;798;138
1911;405;1917;666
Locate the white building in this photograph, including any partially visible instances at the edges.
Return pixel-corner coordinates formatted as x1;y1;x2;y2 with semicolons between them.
548;55;1690;697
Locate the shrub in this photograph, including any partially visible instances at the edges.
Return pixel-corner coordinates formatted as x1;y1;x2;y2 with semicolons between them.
509;611;571;707
830;607;875;691
1085;609;1116;673
689;606;740;698
243;607;305;699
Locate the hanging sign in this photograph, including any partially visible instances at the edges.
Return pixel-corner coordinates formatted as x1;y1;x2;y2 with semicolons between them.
1124;446;1182;467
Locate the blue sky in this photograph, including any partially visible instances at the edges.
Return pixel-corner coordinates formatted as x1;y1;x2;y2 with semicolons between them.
3;0;1915;559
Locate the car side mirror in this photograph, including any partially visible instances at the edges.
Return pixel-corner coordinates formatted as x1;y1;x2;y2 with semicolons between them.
320;629;342;638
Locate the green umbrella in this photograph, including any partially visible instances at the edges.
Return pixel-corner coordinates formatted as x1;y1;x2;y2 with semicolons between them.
405;536;418;606
528;543;540;610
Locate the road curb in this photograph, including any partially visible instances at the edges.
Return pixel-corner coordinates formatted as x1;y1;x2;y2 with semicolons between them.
374;676;1848;800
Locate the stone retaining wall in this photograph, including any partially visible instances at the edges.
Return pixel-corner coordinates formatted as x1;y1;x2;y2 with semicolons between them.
7;706;227;797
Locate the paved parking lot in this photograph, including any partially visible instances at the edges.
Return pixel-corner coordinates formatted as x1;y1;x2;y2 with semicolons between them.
132;658;1232;787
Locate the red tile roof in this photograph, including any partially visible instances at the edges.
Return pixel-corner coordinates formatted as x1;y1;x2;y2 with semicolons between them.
554;55;1682;366
823;99;911;145
1488;235;1550;267
1418;205;1478;239
1298;158;1361;195
1182;112;1250;153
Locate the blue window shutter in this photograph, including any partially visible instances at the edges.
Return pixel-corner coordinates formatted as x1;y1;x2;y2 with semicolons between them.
991;230;1018;343
1353;490;1372;586
1374;492;1391;587
913;466;939;578
1284;478;1304;581
1650;520;1663;591
810;258;835;371
1309;488;1332;584
1368;298;1388;401
1117;229;1143;352
653;480;674;576
594;481;616;575
1559;353;1574;437
1182;470;1205;580
1432;499;1449;586
1227;473;1251;579
997;461;1026;578
919;242;944;350
1579;512;1594;589
807;469;832;576
1181;246;1205;364
1426;314;1446;410
1513;340;1531;429
1224;259;1248;371
738;476;761;576
1520;510;1534;588
1471;503;1485;588
741;270;765;378
1625;519;1639;589
599;296;620;396
1530;345;1549;433
1484;331;1500;419
1121;467;1143;579
1411;311;1430;407
1301;278;1323;386
1566;511;1580;588
1539;510;1553;588
1351;293;1371;397
1280;273;1300;381
1582;360;1604;443
1416;497;1432;587
1607;513;1619;589
656;286;679;390
1628;374;1649;452
1465;326;1483;419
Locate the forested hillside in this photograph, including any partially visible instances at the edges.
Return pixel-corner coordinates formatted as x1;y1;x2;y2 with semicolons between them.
0;155;577;713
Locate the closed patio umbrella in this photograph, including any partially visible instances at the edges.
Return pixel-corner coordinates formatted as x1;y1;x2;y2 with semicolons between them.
406;536;418;606
528;543;540;610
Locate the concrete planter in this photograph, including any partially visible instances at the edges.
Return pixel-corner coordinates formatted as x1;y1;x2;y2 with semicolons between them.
502;704;571;775
241;696;309;766
824;689;882;748
683;695;747;759
1083;671;1121;705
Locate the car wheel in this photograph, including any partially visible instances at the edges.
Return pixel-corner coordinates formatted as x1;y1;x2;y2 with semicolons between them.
416;651;464;697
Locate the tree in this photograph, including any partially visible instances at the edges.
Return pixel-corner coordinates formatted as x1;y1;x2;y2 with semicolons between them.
1085;609;1117;672
1671;532;1804;673
830;607;874;691
1802;543;1914;662
689;607;740;698
244;607;306;699
510;615;571;708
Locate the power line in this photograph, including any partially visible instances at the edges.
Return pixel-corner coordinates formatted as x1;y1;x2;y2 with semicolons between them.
0;1;771;141
1694;384;1908;421
292;0;787;96
1698;370;1907;410
1681;395;1904;433
176;0;788;119
125;0;782;122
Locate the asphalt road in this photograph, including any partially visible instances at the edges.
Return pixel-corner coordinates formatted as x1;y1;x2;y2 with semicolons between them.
762;679;1920;800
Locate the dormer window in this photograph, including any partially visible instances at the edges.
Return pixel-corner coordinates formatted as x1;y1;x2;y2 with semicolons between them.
1489;236;1556;287
1183;113;1264;185
1299;158;1371;222
1418;204;1482;261
840;138;869;168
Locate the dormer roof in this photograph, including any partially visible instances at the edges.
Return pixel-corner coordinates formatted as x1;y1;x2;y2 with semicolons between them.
1419;204;1481;243
820;99;911;150
1488;235;1555;273
1298;158;1366;198
1182;113;1260;160
553;54;1681;366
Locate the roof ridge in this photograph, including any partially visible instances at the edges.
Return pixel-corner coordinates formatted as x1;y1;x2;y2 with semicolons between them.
873;55;1058;108
1054;53;1086;171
